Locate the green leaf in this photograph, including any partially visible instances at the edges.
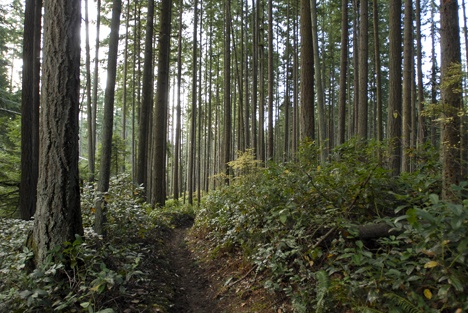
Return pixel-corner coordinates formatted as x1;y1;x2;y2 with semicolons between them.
448;274;464;292
96;309;115;313
429;193;439;204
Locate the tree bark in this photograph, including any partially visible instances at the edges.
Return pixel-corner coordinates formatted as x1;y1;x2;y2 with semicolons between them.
224;0;232;182
402;0;413;173
310;0;327;164
440;0;462;201
20;0;41;220
33;0;83;265
137;0;155;195
151;0;173;207
95;0;122;235
267;0;274;161
387;0;402;177
338;0;348;145
357;0;368;139
300;0;315;141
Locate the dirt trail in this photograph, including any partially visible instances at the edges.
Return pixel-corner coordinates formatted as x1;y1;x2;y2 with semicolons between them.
167;227;221;313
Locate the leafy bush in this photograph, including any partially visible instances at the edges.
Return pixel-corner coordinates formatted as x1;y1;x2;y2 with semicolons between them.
0;174;173;312
193;140;466;312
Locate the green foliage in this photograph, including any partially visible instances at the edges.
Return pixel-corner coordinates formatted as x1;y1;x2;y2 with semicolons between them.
0;174;186;312
193;140;466;312
0;116;20;216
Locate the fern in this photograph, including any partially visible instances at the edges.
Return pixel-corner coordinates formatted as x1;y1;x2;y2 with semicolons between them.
315;270;330;313
384;293;422;313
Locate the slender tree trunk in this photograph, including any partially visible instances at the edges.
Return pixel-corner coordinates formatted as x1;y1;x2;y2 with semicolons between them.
137;0;155;195
33;0;83;265
373;0;383;142
430;0;438;147
292;0;299;154
85;0;95;182
188;0;198;204
357;0;368;139
251;0;258;157
267;0;274;161
174;0;183;200
416;0;426;146
300;0;315;141
387;0;403;176
310;0;327;163
440;0;462;200
224;0;232;182
121;0;131;173
92;0;101;173
338;0;348;145
95;0;122;235
402;0;413;173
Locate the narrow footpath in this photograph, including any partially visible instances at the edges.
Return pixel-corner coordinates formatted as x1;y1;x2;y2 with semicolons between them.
167;227;221;313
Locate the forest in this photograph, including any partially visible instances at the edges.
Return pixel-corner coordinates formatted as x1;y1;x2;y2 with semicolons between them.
0;0;467;312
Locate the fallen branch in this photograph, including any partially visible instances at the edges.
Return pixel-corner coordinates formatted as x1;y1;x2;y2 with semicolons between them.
214;265;258;298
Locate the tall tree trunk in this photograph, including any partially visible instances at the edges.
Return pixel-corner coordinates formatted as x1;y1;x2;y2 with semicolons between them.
151;0;172;207
416;0;425;146
310;0;327;164
121;0;131;173
300;0;315;141
267;0;274;161
188;0;198;204
357;0;368;139
440;0;462;200
258;0;265;163
174;0;183;200
92;0;101;175
224;0;232;182
85;0;94;181
387;0;402;177
137;0;155;195
430;0;438;147
292;0;299;154
402;0;413;173
33;0;83;265
373;0;383;142
95;0;122;235
251;0;258;157
20;0;41;220
338;0;348;145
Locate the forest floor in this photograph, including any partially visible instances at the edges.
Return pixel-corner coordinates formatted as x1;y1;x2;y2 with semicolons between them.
161;224;282;313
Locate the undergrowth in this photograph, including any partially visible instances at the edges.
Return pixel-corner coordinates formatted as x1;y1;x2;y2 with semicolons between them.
193;139;468;312
0;174;193;313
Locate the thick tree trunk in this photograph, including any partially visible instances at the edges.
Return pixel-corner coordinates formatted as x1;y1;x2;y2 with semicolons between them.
151;0;173;207
33;0;83;265
440;0;462;201
20;0;41;220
